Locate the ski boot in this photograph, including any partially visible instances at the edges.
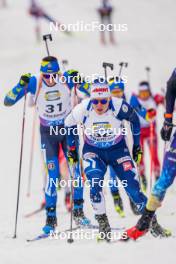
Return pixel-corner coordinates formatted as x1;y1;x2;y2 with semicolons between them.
65;192;71;212
123;208;172;241
96;214;111;242
43;207;57;234
112;192;125;218
122;208;155;240
140;174;147;193
73;208;91;226
150;216;172;238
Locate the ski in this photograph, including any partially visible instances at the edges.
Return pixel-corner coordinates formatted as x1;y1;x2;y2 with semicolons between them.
26;233;51;242
96;237;126;243
96;231;129;244
26;226;79;242
26;224;125;242
24;202;45;218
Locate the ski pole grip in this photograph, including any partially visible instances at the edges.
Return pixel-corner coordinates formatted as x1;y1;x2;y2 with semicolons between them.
43;34;52;41
145;66;151;72
119;62;128;68
102;62;114;71
62;59;68;66
42;34;52;56
102;62;114;81
118;62;128;76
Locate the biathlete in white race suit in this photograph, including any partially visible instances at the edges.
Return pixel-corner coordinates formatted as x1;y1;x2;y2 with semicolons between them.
65;79;167;241
4;56;90;234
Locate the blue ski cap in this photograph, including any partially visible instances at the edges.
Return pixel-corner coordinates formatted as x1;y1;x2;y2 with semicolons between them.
40;56;60;74
109;76;125;92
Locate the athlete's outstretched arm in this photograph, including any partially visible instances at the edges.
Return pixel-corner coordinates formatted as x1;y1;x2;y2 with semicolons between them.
64;70;90;98
65;100;87;148
117;100;141;146
130;94;147;119
4;75;37;106
164;71;176;123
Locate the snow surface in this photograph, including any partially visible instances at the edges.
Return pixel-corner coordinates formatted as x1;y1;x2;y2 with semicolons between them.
0;0;176;263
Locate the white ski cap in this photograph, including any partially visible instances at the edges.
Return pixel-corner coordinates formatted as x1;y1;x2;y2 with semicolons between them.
138;82;150;91
90;83;111;99
138;85;149;91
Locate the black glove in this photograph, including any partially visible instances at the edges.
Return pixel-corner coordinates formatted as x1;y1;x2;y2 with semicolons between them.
19;73;31;86
160;121;173;141
132;145;143;164
67;146;78;164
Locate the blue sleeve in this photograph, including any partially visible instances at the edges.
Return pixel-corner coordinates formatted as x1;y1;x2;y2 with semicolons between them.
117;100;141;146
130;94;147;119
4;76;37;106
66;125;78;149
63;70;91;97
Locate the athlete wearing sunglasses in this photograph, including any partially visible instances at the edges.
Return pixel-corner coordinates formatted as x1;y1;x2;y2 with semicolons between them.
65;80;160;241
4;56;90;234
43;73;57;79
91;97;110;114
42;73;58;87
91;98;108;105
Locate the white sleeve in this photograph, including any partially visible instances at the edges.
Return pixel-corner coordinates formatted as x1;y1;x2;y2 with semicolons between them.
125;90;132;104
111;97;123;115
65;99;90;127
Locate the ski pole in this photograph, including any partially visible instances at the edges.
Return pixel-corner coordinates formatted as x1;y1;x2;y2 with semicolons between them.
149;122;155;193
13;87;27;239
145;66;151;84
26;108;37;197
61;59;68;72
67;162;76;243
102;62;114;81
34;35;53;104
42;34;52;56
26;35;53;197
62;59;68;68
145;66;153;95
118;62;128;77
